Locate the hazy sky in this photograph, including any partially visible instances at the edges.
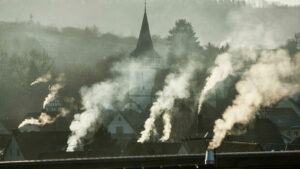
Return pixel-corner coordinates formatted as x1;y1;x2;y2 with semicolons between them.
0;0;299;46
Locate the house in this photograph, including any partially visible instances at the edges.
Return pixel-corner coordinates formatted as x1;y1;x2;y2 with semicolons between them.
108;113;136;136
261;108;300;143
107;109;148;149
4;130;69;161
44;98;63;112
273;98;300;117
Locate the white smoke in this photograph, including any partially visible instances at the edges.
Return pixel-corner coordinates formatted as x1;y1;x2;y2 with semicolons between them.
197;48;258;114
18;73;68;131
208;49;300;149
18;108;70;130
198;53;233;114
65;58;137;152
30;72;52;86
138;63;195;143
160;113;172;142
43;74;65;108
66;79;128;152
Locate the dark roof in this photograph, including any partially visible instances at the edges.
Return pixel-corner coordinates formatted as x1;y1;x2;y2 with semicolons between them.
13;130;69;160
0;134;12;160
264;108;300;129
113;97;148;133
39;151;109;160
121;110;148;133
124;142;182;156
272;98;300;116
130;8;159;58
182;139;262;154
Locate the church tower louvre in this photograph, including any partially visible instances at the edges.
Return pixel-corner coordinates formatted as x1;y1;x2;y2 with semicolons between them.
128;1;161;110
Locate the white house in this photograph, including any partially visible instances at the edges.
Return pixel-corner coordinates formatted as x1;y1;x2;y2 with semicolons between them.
107;113;135;135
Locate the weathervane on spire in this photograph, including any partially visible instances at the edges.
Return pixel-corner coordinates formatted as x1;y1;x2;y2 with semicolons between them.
144;0;147;12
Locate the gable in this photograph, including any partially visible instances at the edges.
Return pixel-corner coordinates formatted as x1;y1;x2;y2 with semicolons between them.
276;99;300;117
177;144;189;154
12;131;69;160
4;136;24;161
108;114;135;134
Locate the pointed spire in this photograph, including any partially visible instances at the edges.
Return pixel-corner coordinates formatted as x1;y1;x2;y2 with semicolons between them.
130;1;156;57
144;0;147;13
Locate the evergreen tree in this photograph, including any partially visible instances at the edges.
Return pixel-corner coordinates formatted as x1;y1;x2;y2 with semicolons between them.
284;33;300;57
167;19;201;66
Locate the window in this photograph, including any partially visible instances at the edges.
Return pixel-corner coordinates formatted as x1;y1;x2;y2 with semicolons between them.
295;131;298;137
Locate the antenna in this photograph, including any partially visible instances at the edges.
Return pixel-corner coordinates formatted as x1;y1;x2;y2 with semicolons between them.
144;0;147;12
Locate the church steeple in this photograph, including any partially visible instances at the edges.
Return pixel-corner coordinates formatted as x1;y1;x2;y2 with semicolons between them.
130;1;156;57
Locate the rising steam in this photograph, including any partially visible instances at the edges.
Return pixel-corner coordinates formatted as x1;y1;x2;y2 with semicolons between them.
138;63;195;143
197;53;233;114
208;49;300;149
30;72;52;86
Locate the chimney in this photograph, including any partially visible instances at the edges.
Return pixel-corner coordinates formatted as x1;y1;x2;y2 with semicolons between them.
205;149;216;166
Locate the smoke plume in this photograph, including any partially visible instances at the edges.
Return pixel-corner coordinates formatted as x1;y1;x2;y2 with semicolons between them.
138;63;195;143
66;78;128;152
18;108;70;129
30;72;52;86
43;74;65;108
208;49;300;149
160;113;172;142
197;48;258;114
198;53;233;114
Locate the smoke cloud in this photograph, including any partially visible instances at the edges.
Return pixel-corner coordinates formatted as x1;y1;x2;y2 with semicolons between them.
30;72;52;86
208;49;300;149
138;63;195;143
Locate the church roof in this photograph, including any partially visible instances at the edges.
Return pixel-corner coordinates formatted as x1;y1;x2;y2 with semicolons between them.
131;6;159;58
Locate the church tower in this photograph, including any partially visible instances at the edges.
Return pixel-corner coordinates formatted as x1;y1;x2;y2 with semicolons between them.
128;1;161;110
